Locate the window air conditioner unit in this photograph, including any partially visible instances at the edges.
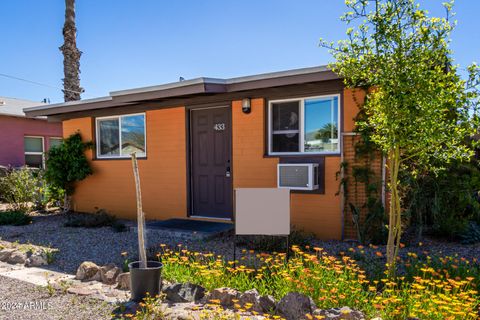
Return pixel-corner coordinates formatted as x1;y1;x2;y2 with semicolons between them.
277;163;319;191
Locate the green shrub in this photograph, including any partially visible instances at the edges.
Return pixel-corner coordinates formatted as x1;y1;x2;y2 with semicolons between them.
404;162;480;239
461;222;480;244
64;209;124;230
0;211;32;225
45;132;92;212
0;167;43;212
41;183;65;209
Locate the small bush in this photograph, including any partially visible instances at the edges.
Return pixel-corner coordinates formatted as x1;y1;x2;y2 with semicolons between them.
41;184;65;209
64;209;124;230
0;167;43;212
405;163;480;240
0;211;32;226
461;221;480;244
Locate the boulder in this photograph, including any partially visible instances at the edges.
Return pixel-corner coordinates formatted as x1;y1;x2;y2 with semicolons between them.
163;282;206;303
116;272;131;290
100;264;121;285
76;261;101;281
0;249;15;262
25;252;48;267
238;289;276;313
207;287;241;307
162;279;173;289
7;250;27;265
313;307;365;320
239;289;262;311
277;292;317;320
259;294;276;313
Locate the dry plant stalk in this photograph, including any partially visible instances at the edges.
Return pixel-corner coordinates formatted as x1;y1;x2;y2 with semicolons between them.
131;152;147;268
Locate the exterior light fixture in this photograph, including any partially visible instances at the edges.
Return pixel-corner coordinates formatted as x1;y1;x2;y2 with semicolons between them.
242;98;251;114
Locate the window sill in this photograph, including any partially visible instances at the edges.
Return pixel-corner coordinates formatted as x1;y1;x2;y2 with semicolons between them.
93;156;148;161
264;152;341;158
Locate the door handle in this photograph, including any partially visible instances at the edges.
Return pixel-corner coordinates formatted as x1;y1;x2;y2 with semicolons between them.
226;166;231;178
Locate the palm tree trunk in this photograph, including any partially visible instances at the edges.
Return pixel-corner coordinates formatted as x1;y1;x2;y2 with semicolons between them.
60;0;83;102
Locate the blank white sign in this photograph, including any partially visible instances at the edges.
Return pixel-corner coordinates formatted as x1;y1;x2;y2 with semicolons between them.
235;188;290;235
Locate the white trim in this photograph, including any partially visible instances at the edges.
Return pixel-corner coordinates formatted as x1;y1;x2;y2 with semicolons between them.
95;113;147;159
267;93;341;155
272;130;300;134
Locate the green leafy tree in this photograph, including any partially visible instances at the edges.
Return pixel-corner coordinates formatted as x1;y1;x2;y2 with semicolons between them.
321;0;480;276
45;132;92;212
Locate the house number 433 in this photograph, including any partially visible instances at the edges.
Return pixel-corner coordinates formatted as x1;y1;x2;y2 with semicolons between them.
213;123;225;131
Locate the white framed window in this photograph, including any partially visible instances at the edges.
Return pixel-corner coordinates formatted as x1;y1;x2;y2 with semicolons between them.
268;94;340;155
49;137;63;149
95;113;146;159
24;136;44;168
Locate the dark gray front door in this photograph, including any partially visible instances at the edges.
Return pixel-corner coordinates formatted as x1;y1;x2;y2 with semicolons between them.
190;107;232;219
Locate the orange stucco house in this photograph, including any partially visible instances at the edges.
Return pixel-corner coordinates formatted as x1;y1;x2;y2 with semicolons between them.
24;66;380;240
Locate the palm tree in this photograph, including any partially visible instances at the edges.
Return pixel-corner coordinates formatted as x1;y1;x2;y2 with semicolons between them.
315;123;338;141
59;0;83;102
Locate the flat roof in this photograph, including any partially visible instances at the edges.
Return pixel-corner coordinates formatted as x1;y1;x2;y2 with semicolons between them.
24;65;338;117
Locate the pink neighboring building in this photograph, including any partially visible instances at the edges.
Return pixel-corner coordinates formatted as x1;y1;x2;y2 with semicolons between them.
0;97;62;168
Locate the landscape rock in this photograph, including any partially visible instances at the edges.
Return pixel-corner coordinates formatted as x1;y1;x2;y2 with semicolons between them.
163;282;206;303
207;287;241;307
277;292;317;320
239;289;262;311
76;261;101;281
25;252;48;267
259;294;276;313
7;250;27;265
238;289;275;312
116;272;130;290
0;249;16;262
313;306;365;320
100;263;121;285
162;279;173;289
67;286;96;296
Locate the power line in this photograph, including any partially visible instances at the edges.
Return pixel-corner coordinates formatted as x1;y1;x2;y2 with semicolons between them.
0;72;84;95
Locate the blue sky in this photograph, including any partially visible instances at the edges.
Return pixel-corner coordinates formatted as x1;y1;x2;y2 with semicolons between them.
0;0;478;104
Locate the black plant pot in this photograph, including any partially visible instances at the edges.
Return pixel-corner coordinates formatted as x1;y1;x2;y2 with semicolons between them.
129;261;163;302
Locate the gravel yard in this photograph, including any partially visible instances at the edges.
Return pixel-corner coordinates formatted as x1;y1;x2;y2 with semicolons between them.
0;213;237;274
0;275;114;320
0;212;479;276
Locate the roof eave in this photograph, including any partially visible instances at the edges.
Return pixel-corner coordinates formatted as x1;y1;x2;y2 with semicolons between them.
23;65;339;117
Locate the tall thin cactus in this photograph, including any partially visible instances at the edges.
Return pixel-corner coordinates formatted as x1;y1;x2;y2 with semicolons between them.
131;153;147;268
